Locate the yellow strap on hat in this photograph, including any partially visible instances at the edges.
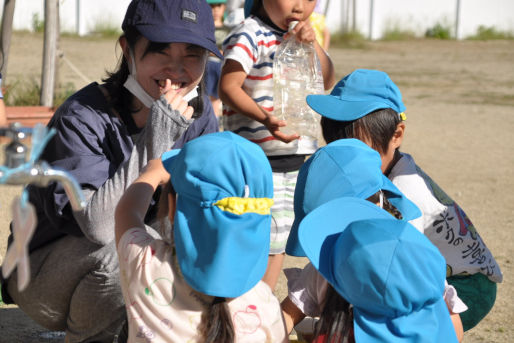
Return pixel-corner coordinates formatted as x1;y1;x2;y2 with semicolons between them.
214;197;274;215
399;112;407;121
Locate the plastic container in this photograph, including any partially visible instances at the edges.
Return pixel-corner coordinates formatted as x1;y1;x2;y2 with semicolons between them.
273;21;324;140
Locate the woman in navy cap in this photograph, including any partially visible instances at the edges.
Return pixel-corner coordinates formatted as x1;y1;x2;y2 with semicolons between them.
1;0;222;342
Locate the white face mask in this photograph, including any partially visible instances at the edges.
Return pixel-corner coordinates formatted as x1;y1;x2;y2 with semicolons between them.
123;49;199;108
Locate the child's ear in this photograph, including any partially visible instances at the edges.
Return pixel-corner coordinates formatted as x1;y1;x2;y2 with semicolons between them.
392;122;406;149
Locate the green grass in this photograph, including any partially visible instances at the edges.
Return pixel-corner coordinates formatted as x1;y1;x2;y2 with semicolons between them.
88;19;121;39
31;13;44;33
330;30;368;49
425;22;452;39
467;25;514;40
3;78;76;108
382;26;416;41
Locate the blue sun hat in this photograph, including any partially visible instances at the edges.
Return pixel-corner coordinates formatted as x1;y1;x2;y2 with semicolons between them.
285;138;420;257
122;0;222;59
306;69;406;121
161;132;273;298
298;197;458;343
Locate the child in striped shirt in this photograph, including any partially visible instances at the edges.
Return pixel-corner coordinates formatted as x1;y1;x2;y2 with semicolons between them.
218;0;335;291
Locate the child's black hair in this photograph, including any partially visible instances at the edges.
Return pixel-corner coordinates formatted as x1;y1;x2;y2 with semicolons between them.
200;297;235;343
366;191;403;220
313;284;353;343
320;108;401;154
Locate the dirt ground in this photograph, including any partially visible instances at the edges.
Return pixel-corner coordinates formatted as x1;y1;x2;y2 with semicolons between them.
0;32;513;342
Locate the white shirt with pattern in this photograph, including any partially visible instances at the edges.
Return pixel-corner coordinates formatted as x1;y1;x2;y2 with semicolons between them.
389;153;502;283
117;227;288;343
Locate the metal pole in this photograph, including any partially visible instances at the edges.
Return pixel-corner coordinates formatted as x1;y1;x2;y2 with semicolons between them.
76;0;80;35
0;0;16;82
352;0;356;32
41;0;59;106
323;0;330;17
455;0;461;40
369;0;374;40
345;0;351;33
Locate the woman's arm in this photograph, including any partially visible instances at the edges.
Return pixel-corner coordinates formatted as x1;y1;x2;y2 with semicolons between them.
114;159;170;246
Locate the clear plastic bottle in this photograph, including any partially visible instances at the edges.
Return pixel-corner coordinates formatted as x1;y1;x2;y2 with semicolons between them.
273;21;324;140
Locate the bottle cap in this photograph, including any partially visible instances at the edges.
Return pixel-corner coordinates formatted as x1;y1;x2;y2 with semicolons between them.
288;21;299;32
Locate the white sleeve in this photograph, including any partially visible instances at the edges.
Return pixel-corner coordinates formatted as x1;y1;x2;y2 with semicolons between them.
444;281;468;314
222;23;258;74
388;153;447;234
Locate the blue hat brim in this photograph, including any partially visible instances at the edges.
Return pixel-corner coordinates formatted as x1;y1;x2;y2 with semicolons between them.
137;25;223;59
161;148;181;174
286;154;421;258
286;217;306;257
353;297;458;343
380;176;422;221
306;94;402;122
298;197;393;277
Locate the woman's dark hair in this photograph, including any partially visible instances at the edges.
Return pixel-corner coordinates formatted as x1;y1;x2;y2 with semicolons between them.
199;297;235;343
313;285;353;343
103;26;205;119
320;108;401;154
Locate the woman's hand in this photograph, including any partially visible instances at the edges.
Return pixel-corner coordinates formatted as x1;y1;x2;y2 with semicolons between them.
161;80;194;120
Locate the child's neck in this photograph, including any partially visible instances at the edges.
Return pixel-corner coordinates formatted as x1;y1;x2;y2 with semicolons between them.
384;149;402;176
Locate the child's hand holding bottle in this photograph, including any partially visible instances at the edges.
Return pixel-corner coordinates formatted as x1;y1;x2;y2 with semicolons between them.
284;19;317;45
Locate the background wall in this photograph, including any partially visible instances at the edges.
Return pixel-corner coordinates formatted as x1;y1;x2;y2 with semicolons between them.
325;0;514;40
1;0;514;40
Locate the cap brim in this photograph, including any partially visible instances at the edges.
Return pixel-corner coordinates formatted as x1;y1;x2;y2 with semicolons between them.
174;197;270;298
286;217;305;257
138;25;223;59
161;149;181;175
380;176;422;221
306;94;395;122
353;297;458;343
298;197;393;278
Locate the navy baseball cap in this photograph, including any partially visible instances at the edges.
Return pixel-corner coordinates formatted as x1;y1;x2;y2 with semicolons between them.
299;198;458;343
306;69;405;121
122;0;222;59
161;132;273;298
286;138;421;256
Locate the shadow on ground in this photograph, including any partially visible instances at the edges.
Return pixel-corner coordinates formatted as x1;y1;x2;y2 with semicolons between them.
0;305;64;343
